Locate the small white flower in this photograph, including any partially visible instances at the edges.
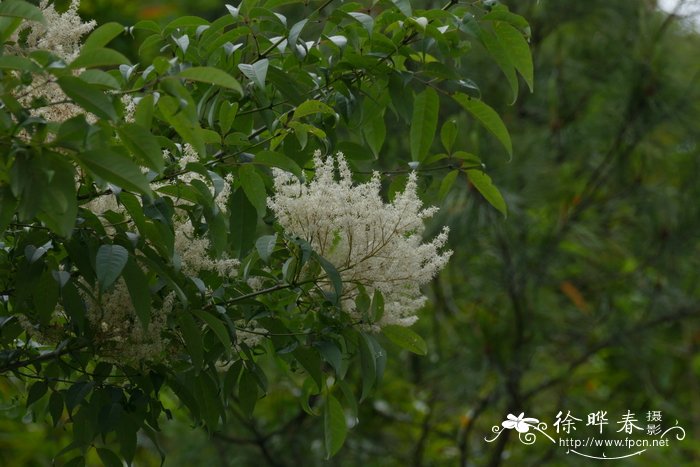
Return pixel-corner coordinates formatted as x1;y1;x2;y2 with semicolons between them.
268;151;452;329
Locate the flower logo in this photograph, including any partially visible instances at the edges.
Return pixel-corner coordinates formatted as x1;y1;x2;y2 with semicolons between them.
502;413;540;433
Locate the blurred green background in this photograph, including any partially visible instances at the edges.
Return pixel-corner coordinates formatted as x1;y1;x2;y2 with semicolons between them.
2;0;699;465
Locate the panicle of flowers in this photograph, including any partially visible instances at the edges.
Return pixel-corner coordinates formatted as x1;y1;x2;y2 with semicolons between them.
267;151;452;329
162;144;238;278
87;144;238;279
21;0;96;62
83;281;173;365
12;0;96;123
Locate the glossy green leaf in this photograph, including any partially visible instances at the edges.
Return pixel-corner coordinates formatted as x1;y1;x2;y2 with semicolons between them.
439;169;459;200
95;244;128;292
78;148;153;195
219;101;238;134
440;119;457;154
238;368;258;419
26;381;48;407
57;76;116;121
179;312;203;373
255;234;277;263
324;394;347;458
410;88;439;161
79;69;120;89
358;332;376;401
382;325;428;355
495;21;533;92
238;59;269;91
49;390;63;427
117;123;164;172
293;347;322;392
238;164;267;218
315;253;342;304
193;310;232;356
478;27;518;103
0;55;40;72
294;99;336;119
122;257;151;329
177;66;243;95
69;48;130;69
158;95;206;158
96;448;123;467
253;150;302;178
363;113;386;157
453;93;513;157
0;0;45;24
467;167;508;216
82;22;124;50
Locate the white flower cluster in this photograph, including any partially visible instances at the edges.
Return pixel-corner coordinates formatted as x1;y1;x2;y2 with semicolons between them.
267;151;452;329
13;0;96;122
22;0;96;62
165;144;239;278
87;144;239;279
84;281;173;365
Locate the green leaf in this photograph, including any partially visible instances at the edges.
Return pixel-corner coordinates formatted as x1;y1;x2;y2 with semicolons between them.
34;270;59;324
467;167;507;216
478;27;518;103
370;289;384;323
82;22;124;50
253;150;302;178
363;113;386;158
293;99;336;119
177;66;243;95
238;368;258;419
410;88;439;161
193;310;232;356
317;341;343;377
134;93;155;128
122;257;151;329
0;0;45;24
57;76;117;121
392;0;412;17
324;394;347;459
78;147;153;195
117;123;164;172
382;325;428;355
79;69;120;89
347;12;374;35
179;312;203;373
255;234;277;263
158;95;206;158
37;155;78;237
96;448;123;467
293;347;323;392
494;22;533;92
453;93;513;158
439;169;459;200
26;381;48;407
49;390;63;426
0;187;17;236
219;101;238;134
440;119;457;154
238;59;269;91
238;164;267;218
229;189;257;258
358;332;376;402
95;244;128;292
0;55;40;72
69;48;130;69
315;253;342;304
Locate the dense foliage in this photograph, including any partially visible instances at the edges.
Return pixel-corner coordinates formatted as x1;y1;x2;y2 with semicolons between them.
0;0;533;465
